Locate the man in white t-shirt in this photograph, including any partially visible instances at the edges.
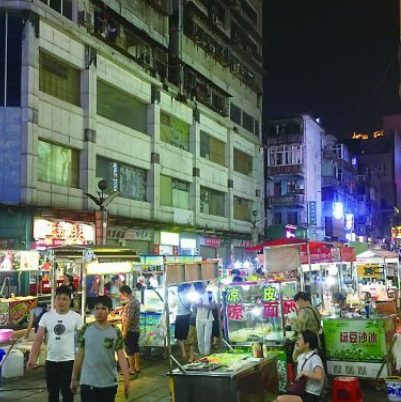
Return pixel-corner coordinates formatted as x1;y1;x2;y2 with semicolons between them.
194;282;214;356
27;285;83;402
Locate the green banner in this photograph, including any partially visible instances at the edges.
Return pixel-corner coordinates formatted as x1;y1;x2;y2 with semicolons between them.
323;318;392;363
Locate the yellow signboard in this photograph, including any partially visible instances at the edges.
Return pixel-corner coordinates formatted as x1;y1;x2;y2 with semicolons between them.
357;264;382;279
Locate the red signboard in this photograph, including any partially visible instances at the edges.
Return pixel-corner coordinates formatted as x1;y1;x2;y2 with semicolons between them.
203;237;221;248
340;247;356;262
153;244;160;255
301;249;335;264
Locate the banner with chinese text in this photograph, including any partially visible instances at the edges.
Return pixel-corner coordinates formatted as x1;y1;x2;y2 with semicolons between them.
323;318;394;363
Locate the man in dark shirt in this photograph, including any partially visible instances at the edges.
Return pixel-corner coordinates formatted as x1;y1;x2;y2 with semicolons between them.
120;285;140;377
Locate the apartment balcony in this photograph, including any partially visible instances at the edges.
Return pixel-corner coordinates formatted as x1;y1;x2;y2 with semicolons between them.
322;176;340;187
267;194;305;207
267;164;305;177
266;133;304;146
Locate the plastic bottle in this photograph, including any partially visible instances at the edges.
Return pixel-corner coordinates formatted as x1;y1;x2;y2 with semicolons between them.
256;343;262;358
262;343;268;358
365;300;370;318
334;303;341;317
251;342;258;358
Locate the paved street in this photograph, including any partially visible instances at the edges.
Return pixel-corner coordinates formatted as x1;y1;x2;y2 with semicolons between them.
0;354;393;402
0;355;171;402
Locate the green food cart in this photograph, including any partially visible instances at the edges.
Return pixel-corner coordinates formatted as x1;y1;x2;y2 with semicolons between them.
223;280;298;392
323;314;397;378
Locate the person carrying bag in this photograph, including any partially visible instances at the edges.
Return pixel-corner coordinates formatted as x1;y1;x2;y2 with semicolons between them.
275;330;324;402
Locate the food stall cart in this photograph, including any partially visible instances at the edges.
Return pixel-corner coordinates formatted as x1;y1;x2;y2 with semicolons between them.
165;259;279;402
355;249;400;312
323;313;398;378
167;353;278;402
248;238;358;315
223;280;297;392
48;246;140;320
0;250;41;328
134;255;202;285
135;255;202;348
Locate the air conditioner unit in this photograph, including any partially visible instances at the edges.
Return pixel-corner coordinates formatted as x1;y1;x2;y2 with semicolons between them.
78;10;93;29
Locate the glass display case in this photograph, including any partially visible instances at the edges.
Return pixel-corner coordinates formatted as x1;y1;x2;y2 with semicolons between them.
224;281;297;344
223;280;297;393
140;285;177;347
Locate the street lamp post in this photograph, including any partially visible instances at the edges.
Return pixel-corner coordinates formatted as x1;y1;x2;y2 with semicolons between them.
251;210;268;245
84;180;120;246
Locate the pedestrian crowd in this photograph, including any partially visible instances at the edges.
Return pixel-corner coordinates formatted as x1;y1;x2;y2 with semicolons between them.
26;283;140;402
24;280;220;402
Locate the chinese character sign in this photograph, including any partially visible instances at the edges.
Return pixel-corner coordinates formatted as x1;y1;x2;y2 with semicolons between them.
227;304;245;321
323;318;390;363
283;300;296;315
263;285;278;302
226;287;242;304
263;302;279;318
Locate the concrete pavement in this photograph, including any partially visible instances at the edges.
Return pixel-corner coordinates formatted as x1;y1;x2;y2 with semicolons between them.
1;356;171;402
0;354;394;402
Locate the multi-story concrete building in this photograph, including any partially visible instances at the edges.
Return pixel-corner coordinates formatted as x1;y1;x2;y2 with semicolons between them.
346;114;401;244
265;114;324;240
321;134;358;242
0;0;263;264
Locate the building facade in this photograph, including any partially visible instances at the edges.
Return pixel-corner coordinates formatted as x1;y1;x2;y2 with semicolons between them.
265;114;324;240
346;114;401;244
0;0;263;264
321;134;359;242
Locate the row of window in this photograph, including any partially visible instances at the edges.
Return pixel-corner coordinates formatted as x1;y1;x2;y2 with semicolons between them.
230;103;259;137
38;52;254;176
267;145;304;167
273;211;299;226
37;141;253;220
273;180;304;197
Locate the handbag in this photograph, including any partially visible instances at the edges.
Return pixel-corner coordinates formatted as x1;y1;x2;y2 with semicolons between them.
287;352;316;396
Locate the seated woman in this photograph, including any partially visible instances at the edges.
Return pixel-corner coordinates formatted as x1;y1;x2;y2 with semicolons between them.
276;330;324;402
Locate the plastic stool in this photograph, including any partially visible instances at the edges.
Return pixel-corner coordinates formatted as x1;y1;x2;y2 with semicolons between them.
332;377;363;402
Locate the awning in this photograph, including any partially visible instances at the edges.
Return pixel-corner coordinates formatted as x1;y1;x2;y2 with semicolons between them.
246;238;332;253
248;238;356;264
356;249;399;265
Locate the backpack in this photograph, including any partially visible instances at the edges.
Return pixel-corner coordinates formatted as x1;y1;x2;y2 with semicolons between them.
34;308;47;333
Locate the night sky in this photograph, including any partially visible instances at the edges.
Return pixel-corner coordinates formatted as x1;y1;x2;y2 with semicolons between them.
263;0;401;138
